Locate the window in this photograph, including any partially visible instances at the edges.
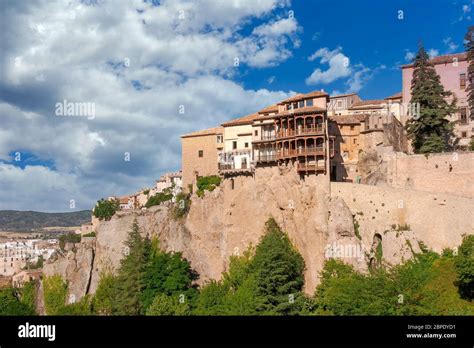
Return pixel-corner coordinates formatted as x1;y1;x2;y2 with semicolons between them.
198;150;203;157
461;131;467;138
298;100;305;108
232;141;237;150
353;139;356;144
460;108;468;124
230;178;234;190
244;142;249;148
337;100;342;108
254;130;258;136
292;102;298;110
350;125;355;131
216;135;223;143
306;99;313;107
460;73;466;89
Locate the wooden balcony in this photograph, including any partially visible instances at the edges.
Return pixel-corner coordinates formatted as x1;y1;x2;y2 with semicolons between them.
254;154;277;162
277;146;325;159
276;126;324;139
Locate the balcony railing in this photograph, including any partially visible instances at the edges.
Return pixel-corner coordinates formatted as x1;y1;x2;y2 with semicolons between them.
254;154;277;162
218;162;252;172
277;146;325;159
276;125;324;138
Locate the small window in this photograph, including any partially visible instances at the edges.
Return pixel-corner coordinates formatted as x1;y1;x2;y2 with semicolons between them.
460;108;467;124
232;141;237;150
216;135;223;143
198;150;203;157
460;73;466;89
230;179;234;190
350;125;354;131
245;142;249;148
337;100;342;108
254;130;258;136
353;139;356;144
306;99;314;107
298;100;305;108
461;131;467;138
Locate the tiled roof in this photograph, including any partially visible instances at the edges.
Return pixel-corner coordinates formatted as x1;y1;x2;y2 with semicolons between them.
401;52;467;68
221;112;260;127
257;104;279;114
349;100;386;109
278;90;328;104
329;92;357;99
384;92;402;100
329;114;366;124
119;196;130;204
181;126;224;138
261;105;326;119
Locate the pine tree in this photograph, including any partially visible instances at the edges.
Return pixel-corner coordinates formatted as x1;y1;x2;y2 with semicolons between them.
112;219;150;315
465;26;474;119
406;43;457;153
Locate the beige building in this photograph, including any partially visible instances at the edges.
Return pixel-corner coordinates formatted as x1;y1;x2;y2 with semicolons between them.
181;126;224;190
327;93;362;116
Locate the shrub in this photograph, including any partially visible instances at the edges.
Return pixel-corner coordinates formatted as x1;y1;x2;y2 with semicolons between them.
143;189;150;195
59;233;81;250
172;192;191;219
196;176;221;197
146;294;190;316
43;275;68;315
83;231;96;238
454;235;474;300
0;288;36;315
145;191;172;208
93;198;120;220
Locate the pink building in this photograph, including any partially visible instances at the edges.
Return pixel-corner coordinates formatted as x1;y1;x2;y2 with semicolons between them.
402;52;472;147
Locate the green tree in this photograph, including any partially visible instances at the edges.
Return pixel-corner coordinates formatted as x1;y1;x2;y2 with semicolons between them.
406;43;456;153
466;26;474;118
250;218;305;314
454;235;474;299
140;245;198;311
43;275;68;315
194;280;229;315
93;198;120;221
113;220;150;315
0;288;36;315
93;270;117;315
146;293;190;315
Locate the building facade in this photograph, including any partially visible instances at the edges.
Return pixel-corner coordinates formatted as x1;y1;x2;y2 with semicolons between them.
402;52;472;147
181;126;223;189
327;93;362;116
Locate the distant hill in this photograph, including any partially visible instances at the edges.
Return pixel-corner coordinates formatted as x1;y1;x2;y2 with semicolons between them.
0;210;92;232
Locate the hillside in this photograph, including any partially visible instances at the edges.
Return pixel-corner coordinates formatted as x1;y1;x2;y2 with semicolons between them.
0;210;92;231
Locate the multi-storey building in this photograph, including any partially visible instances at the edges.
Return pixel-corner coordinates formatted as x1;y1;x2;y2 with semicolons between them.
327;93;362;116
402;52;472;147
181;126;223;189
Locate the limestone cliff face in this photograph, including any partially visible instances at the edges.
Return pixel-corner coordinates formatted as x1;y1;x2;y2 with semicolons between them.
43;166;472;302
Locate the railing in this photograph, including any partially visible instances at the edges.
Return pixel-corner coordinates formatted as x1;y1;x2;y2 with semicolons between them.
255;154;277;162
218;162;252;171
277;146;325;158
276;126;324;138
260;134;276;141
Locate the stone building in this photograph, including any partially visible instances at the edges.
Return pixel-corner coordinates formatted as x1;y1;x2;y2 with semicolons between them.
181;126;224;189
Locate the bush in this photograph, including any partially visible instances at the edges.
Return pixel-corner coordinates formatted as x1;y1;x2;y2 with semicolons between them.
146;293;190;315
83;231;96;238
454;235;474;300
145;192;172;208
196;176;221;197
93;198;120;220
59;233;81;250
172;192;191;219
93;271;117;315
43;275;68;315
0;288;36;315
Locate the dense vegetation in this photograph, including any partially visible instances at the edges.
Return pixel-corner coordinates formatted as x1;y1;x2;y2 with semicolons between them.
93;198;120;220
145;190;172;208
196;175;221;197
58;233;81;250
0;210;91;232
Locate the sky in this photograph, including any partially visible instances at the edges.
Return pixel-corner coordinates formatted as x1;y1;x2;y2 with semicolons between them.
0;0;472;212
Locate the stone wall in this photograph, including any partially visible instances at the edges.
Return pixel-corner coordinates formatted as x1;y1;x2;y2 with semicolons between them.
385;152;474;198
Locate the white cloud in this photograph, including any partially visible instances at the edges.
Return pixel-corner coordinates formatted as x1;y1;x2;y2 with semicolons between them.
0;0;297;211
443;37;459;53
427;48;440;59
305;47;351;85
404;49;416;62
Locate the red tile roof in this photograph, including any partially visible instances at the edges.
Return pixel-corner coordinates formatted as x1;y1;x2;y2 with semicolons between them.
384;92;402;100
181;126;224;138
221;112;260;127
277;90;328;104
349;100;387;109
257;104;279;114
329;114;366;124
329;92;357;98
401;52;467;68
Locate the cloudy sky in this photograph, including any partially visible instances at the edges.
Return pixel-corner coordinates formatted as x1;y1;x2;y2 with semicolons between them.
0;0;472;212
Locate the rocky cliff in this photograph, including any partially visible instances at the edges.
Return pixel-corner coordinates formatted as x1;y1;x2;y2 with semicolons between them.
43;165;473;302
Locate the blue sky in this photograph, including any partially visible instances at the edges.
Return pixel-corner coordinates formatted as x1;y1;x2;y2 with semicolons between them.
0;0;472;212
